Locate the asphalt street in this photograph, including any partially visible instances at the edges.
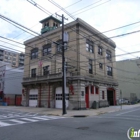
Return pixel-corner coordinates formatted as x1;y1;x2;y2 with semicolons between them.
0;107;140;140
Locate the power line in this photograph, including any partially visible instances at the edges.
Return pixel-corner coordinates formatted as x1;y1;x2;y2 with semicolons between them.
27;0;140;62
1;2;140;77
71;0;102;14
27;0;53;15
73;0;111;16
48;0;76;20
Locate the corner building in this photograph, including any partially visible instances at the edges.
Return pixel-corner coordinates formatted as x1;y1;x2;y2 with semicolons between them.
22;16;118;109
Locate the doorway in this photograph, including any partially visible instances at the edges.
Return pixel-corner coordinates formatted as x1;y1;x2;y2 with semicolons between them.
85;86;89;108
107;88;116;105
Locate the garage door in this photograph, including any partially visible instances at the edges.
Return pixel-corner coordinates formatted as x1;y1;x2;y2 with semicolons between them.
29;89;38;107
55;87;69;108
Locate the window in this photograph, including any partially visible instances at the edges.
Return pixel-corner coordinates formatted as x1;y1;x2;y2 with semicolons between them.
44;22;49;27
43;44;51;56
99;63;103;69
95;87;99;94
31;68;36;77
106;50;111;60
56;39;67;53
8;56;11;60
5;56;8;59
102;91;105;99
43;66;49;76
91;86;94;94
13;58;16;61
107;66;113;76
56;40;62;53
89;59;93;74
12;62;16;65
86;39;94;53
98;46;103;55
53;22;58;28
31;48;38;59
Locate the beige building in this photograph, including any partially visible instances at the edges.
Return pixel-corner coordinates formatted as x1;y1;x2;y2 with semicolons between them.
22;16;118;109
116;59;140;102
0;48;24;67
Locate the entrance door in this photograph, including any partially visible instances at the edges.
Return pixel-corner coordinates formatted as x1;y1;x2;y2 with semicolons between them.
85;87;89;108
107;90;114;105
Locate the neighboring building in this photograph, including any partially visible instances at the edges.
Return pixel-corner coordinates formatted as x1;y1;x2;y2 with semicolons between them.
116;59;140;102
22;16;118;109
0;62;23;105
0;48;25;67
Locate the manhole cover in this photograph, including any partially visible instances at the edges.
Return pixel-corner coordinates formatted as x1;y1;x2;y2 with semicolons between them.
76;127;89;130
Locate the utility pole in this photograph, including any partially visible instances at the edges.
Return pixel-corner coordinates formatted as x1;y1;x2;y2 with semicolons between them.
120;90;122;110
56;13;68;115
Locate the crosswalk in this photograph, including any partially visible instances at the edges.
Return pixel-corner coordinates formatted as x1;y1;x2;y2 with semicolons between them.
0;112;65;127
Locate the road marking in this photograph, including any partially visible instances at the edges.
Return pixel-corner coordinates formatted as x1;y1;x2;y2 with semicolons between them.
20;118;38;122
116;108;140;116
99;116;140;121
32;117;49;120
9;119;26;124
0;121;12;127
0;115;66;128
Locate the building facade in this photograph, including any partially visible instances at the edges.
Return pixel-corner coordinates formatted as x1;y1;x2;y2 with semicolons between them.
22;16;118;109
116;59;140;102
0;48;25;67
0;62;23;105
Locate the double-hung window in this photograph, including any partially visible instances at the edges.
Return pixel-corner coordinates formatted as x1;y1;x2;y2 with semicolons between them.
86;39;94;53
89;59;93;74
107;66;113;76
99;63;103;69
56;40;67;53
43;44;51;56
98;46;103;55
106;50;111;60
43;66;49;76
31;68;36;77
56;40;62;53
31;48;38;59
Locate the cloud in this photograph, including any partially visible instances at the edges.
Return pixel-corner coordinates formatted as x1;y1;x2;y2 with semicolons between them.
0;0;140;60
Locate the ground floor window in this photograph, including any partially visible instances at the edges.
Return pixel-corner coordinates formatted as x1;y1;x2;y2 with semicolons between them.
95;87;99;94
102;91;105;99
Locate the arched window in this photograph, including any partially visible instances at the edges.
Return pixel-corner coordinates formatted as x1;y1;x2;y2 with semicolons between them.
42;44;51;56
31;48;38;59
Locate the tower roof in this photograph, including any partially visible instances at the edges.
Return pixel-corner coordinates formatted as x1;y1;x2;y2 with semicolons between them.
39;16;62;24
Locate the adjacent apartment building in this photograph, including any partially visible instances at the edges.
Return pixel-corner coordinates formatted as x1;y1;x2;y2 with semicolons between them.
0;62;23;105
0;48;25;67
116;59;140;102
22;16;118;109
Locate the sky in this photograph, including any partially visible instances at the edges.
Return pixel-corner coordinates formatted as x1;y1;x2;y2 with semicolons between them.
0;0;140;61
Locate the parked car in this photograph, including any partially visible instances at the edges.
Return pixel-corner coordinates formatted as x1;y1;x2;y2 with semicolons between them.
119;99;129;104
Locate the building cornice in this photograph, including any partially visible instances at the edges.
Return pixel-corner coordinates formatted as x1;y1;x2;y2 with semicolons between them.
24;18;116;48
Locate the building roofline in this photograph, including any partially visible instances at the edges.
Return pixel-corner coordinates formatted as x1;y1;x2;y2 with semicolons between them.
24;18;116;48
39;16;62;24
76;18;116;48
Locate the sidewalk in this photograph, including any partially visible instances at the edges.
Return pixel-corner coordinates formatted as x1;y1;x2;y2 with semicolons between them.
1;103;140;117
